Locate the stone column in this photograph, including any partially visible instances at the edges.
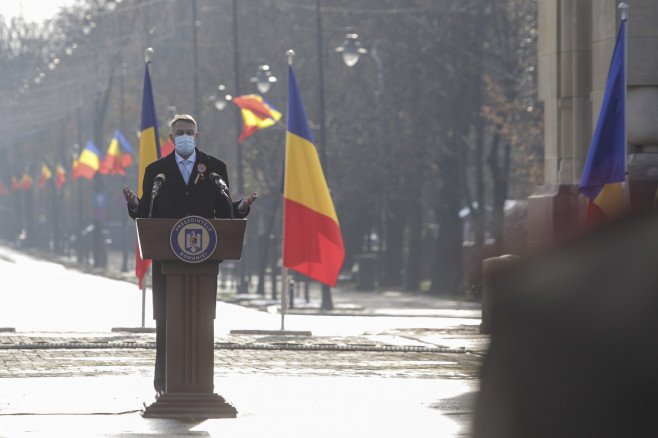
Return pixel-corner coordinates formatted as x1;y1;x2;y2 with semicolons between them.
613;0;658;210
529;0;592;249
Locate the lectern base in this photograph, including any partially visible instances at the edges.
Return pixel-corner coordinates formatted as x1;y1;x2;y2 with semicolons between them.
142;392;237;418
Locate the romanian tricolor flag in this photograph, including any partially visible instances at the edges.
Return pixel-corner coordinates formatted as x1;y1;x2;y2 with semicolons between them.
579;18;627;226
0;181;9;195
39;164;52;188
72;141;102;180
11;177;20;191
21;173;33;192
99;129;134;175
233;94;282;143
55;164;66;188
282;65;344;286
135;62;161;289
160;139;175;157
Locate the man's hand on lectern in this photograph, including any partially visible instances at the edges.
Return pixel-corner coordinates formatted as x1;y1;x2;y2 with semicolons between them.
123;185;139;210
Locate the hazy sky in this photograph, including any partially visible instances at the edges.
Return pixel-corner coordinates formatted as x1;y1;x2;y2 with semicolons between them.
0;0;77;24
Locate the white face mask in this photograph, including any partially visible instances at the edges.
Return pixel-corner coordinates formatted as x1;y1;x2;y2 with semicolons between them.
174;134;195;155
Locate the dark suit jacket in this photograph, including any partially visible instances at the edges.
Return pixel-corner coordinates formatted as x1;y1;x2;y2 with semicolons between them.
128;148;248;319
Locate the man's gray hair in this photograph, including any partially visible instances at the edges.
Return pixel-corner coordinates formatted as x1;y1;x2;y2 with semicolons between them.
170;114;197;133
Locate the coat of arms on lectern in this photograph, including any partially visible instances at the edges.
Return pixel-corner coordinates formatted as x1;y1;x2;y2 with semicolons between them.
185;229;202;253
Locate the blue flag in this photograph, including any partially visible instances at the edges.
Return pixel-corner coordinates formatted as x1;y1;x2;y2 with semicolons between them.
579;19;626;202
114;129;133;154
135;62;161;289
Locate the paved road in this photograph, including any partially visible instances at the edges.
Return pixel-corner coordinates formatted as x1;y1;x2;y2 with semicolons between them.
0;331;484;437
0;333;483;380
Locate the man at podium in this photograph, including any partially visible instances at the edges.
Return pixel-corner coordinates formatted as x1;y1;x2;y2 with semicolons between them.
122;114;257;397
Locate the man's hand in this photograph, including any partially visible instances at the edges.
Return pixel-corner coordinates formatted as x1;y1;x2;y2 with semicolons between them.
123;185;139;210
238;192;258;213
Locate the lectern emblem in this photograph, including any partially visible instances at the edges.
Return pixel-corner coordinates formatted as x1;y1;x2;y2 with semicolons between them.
170;216;217;263
185;229;201;253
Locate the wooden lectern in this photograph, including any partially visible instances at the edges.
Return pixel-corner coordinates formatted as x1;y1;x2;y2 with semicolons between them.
135;217;246;418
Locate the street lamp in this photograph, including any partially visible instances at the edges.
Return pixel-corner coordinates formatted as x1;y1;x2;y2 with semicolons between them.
72;143;84;264
335;33;368;67
145;47;154;64
209;84;231;111
312;7;376;309
250;64;277;94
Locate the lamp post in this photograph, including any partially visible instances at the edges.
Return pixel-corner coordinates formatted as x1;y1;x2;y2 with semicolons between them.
314;0;369;310
72;143;84;264
192;0;200;119
335;33;368;67
250;64;278;95
208;84;231;112
231;0;243;196
87;0;124;269
230;0;249;293
119;62;129;272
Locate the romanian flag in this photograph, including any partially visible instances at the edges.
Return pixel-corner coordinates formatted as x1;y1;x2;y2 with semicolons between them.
55;164;66;188
99;129;134;175
135;62;161;289
160;139;175;156
233;94;282;143
579;18;627;226
39;164;52;188
72;141;102;180
21;173;33;191
11;177;20;191
0;181;9;195
282;65;344;286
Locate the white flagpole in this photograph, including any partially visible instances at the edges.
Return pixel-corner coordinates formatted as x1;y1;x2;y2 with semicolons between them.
619;2;629;209
141;265;148;328
142;47;154;330
280;49;296;332
281;267;288;330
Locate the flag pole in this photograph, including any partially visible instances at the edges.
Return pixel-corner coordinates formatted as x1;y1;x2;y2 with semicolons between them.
280;50;296;331
281;269;288;331
142;267;147;328
619;2;629;210
141;47;154;329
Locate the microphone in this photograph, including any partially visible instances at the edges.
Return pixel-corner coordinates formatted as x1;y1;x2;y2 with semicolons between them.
151;173;165;197
209;172;234;219
209;172;229;193
149;173;165;219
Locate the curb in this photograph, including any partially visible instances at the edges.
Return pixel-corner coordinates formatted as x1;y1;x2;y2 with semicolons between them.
229;329;312;336
0;341;466;354
111;327;156;334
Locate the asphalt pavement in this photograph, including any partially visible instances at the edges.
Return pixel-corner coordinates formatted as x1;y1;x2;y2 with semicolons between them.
0;244;487;437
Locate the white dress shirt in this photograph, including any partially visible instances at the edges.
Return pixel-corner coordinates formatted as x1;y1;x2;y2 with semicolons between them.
175;150;197;184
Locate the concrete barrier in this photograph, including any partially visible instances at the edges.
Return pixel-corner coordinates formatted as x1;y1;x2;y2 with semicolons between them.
480;254;519;334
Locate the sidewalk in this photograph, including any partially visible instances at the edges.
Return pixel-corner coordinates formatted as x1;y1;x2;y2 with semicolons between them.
226;288;482;318
42;245;482;316
0;245;487;437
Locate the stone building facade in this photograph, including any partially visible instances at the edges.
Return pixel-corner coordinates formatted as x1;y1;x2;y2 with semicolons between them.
529;0;658;248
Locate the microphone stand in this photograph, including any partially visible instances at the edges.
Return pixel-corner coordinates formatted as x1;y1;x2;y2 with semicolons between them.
212;174;234;219
220;190;234;219
149;186;160;218
149;195;156;218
